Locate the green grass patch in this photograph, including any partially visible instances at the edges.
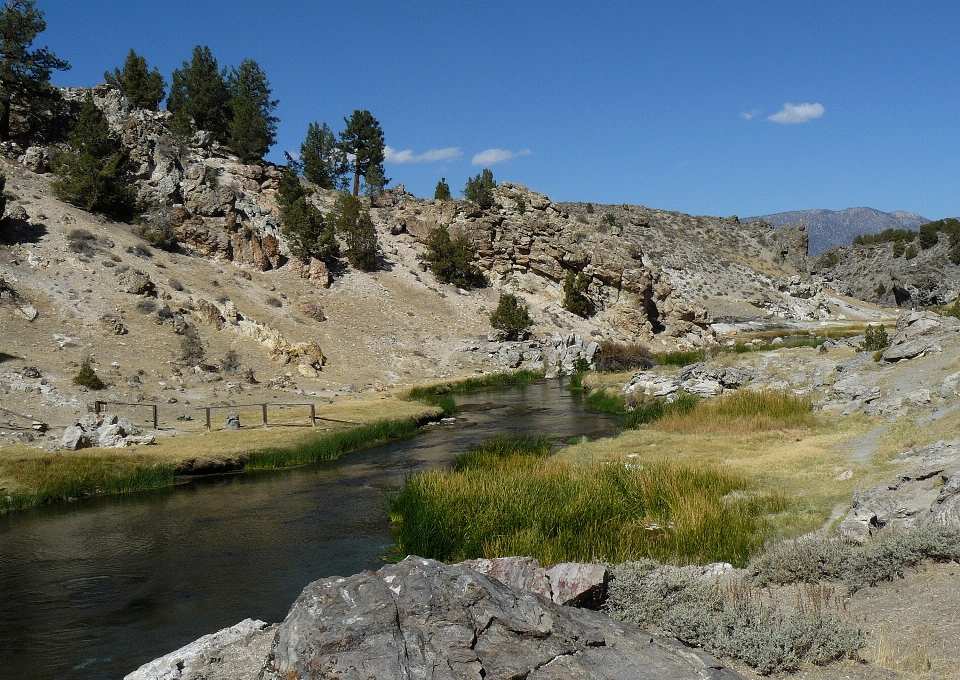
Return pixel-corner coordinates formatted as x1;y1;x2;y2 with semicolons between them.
405;370;542;414
585;388;699;430
654;349;706;366
0;456;175;512
246;418;421;469
389;436;783;566
656;389;813;434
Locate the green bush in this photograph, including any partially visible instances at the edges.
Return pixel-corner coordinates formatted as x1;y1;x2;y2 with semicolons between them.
918;222;939;249
329;192;378;271
654;349;706;366
513;194;525;213
72;360;105;390
858;324;889;352
282;197;339;263
905;243;918;260
421;225;487;289
818;251;840;268
464;168;495;209
892;239;905;258
489;293;532;340
562;270;591;317
585;202;594;214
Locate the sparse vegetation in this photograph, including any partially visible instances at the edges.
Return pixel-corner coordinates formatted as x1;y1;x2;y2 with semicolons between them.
654;349;706;366
179;324;204;364
562;270;591;317
818;251;840;268
595;341;656;372
859;324;889;352
905;243;918;260
489;293;532;340
72;359;106;390
220;349;241;374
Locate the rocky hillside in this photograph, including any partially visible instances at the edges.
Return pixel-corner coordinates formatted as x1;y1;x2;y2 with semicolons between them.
0;84;887;437
745;207;929;255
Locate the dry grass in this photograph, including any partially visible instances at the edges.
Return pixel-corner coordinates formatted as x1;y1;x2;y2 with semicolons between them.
870;624;941;678
655;389;814;435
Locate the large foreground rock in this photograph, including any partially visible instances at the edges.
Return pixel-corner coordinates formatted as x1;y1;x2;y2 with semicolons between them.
128;556;744;680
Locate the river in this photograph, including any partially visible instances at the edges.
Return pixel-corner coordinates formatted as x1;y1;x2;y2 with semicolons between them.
0;380;618;680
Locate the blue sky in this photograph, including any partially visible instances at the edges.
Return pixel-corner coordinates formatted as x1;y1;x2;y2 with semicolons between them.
40;1;960;219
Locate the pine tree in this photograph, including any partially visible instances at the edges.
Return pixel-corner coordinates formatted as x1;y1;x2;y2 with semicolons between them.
301;121;346;190
282;197;339;263
104;48;166;110
422;225;487;289
329;192;378;271
434;177;451;200
276;162;305;210
167;45;229;141
362;164;388;198
464;168;495;209
0;0;70;141
226;59;278;162
339;110;385;196
562;271;591;317
51;94;136;219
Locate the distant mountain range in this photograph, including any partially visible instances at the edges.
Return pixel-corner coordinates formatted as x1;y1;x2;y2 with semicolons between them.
743;207;930;255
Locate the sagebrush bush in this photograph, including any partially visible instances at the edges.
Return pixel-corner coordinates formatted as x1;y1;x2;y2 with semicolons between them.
595;341;655;372
747;535;854;586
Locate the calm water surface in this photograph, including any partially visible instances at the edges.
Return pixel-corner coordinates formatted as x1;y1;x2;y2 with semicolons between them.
0;380;617;680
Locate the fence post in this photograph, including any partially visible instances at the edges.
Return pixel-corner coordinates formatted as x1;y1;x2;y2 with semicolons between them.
205;407;211;431
152;405;158;430
310;403;316;427
95;401;103;416
262;403;268;427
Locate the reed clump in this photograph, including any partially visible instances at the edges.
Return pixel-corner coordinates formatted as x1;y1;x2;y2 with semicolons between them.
389;435;783;566
655;389;814;434
405;370;541;414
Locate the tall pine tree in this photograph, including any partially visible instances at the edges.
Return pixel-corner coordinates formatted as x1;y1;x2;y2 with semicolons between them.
226;59;277;162
0;0;69;141
300;121;345;189
51;94;136;220
104;48;166;110
167;45;229;141
339;110;385;196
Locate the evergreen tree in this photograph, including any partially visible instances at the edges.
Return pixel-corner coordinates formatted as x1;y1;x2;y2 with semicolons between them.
892;240;905;258
0;0;70;141
434;177;451;200
339;110;385;196
464;168;495;209
104;48;166;110
226;59;278;162
362;163;388;198
918;222;939;250
51;94;136;219
167;45;229;141
282;197;339;263
422;225;487;289
300;121;346;189
562;270;591;317
329;192;378;271
276;162;305;210
489;293;532;340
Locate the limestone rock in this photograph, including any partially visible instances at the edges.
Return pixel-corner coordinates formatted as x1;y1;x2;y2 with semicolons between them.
290;256;331;288
116;269;155;296
19;146;49;173
123;618;273;680
61;425;88;450
881;339;930;362
546;561;610;608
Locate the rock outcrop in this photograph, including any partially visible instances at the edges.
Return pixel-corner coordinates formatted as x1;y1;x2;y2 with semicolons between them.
839;440;960;543
126;556;744;680
61;413;155;450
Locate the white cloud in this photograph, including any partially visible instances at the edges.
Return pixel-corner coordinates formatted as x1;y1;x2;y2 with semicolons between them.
739;109;760;120
471;148;532;166
767;102;825;124
384;146;461;164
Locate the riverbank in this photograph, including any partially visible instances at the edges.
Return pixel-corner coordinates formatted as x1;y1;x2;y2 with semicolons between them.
0;396;442;513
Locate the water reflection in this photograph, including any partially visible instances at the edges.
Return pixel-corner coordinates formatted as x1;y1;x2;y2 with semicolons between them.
0;380;617;680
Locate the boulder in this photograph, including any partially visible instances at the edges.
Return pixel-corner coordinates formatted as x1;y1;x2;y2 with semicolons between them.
225;412;241;430
61;425;88;451
98;423;125;448
117;269;155;296
880;339;930;362
268;556;743;680
461;556;552;599
19;146;49;173
546;561;609;608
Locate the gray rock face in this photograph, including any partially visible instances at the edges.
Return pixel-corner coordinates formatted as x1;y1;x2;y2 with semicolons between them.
124;618;273;680
269;556;743;680
881;338;932;362
225;412;241;430
61;425;88;450
839;440;960;543
461;556;609;608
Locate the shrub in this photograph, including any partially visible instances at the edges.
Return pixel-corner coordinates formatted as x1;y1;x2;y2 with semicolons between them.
892;239;905;258
562;270;590;317
859;324;889;352
135;208;178;251
513;194;525;213
904;243;918;260
585;202;594;214
434;177;451;201
265;296;282;308
918;222;939;249
73;360;105;390
874;282;886;297
818;251;840;268
595;342;655;372
136;299;156;313
0;173;7;228
66;228;100;256
421;225;487;289
489;293;532;340
463;168;495;209
747;535;854;586
180;324;204;364
220;350;241;374
601;212;617;227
